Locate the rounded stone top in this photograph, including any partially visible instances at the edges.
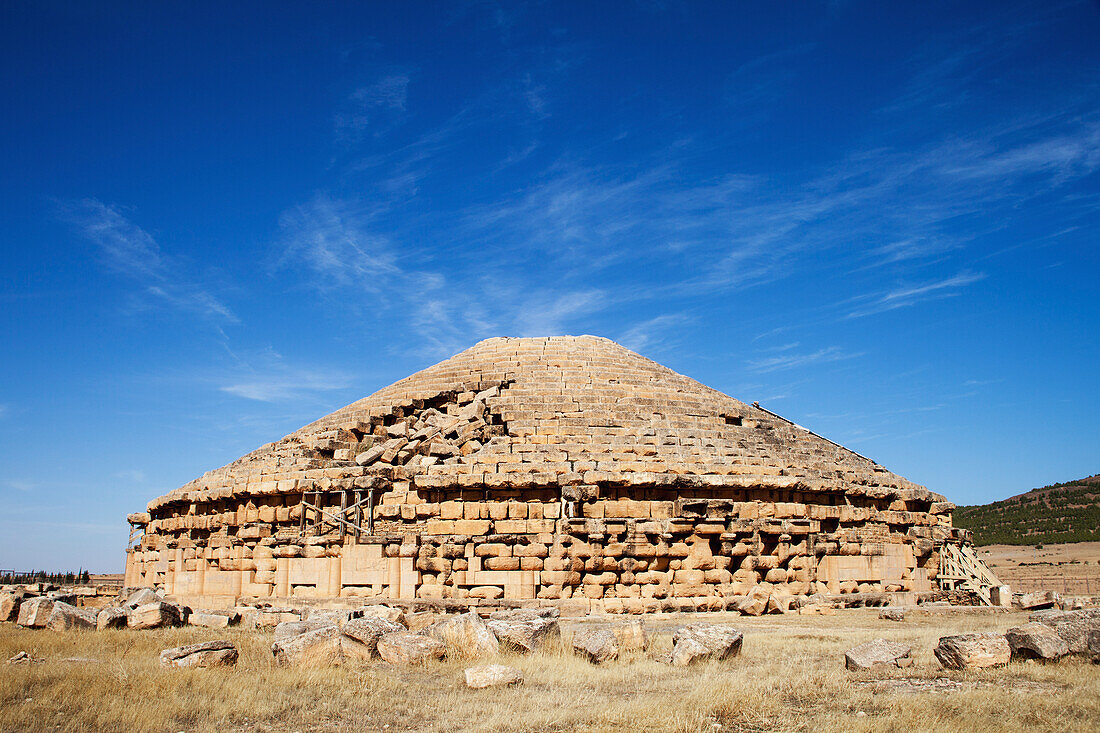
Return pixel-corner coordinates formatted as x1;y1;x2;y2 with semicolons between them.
146;336;941;512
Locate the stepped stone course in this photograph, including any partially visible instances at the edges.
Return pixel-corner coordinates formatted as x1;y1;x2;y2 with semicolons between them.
125;336;957;612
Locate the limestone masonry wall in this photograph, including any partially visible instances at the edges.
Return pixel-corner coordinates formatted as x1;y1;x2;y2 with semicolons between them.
126;336;959;611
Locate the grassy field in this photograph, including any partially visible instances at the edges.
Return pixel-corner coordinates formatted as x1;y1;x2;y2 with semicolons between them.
1;609;1098;733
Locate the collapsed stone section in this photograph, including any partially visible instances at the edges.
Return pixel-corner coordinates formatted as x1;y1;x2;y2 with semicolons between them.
127;335;961;611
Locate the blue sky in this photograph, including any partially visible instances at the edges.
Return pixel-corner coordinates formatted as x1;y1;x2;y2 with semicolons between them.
2;2;1098;571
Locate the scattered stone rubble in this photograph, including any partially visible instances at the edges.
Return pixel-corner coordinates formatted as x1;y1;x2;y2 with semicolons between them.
125;336;958;612
465;664;523;689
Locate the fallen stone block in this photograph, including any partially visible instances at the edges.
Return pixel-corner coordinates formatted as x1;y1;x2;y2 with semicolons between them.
358;605;407;627
16;598;54;628
610;620;647;651
425;611;499;658
486;610;561;653
670;625;743;667
1018;590;1059;610
845;639;913;671
376;632;446;665
271;625;343;667
571;628;619;664
121;588;161;610
341;616;405;658
934;633;1010;670
160;640;238;668
96;607;128;630
464;664;523;689
0;591;23;622
46;602;97;632
879;608;906;622
7;651;42;664
1005;623;1069;660
274;619;337;640
735;595;767;616
127;602;183;630
1030;608;1100;655
1088;627;1099;664
188;611;239;629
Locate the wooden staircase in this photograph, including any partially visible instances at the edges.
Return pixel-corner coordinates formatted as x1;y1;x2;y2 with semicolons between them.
938;542;1003;605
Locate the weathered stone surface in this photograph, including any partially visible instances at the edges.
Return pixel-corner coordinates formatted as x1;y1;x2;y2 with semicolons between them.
96;607;129;630
45;602;97;632
425;611;499;658
16;598;54;628
274;619;335;640
0;591;22;622
879;608;907;621
303;608;356;625
341;617;405;657
122;588;161;609
160;640;238;668
1018;590;1059;610
1030;608;1100;655
358;605;407;627
271;625;343;667
934;633;1010;670
572;628;619;664
1005;623;1069;660
610;620;647;651
376;632;446;665
486;610;560;653
1088;627;1099;663
188;611;238;629
670;625;743;666
127;601;182;630
464;664;523;689
845;639;913;670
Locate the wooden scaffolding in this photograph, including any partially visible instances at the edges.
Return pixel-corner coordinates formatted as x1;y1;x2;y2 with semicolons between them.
298;488;374;540
938;542;1003;606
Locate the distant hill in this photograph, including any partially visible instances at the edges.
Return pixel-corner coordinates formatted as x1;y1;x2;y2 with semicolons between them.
954;474;1100;546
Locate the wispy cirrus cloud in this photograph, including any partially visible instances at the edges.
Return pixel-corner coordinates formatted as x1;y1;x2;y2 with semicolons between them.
61;199;236;322
216;349;353;403
335;72;411;142
846;271;986;318
747;346;862;373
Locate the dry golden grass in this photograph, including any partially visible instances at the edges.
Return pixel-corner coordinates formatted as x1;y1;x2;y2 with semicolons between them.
2;609;1098;733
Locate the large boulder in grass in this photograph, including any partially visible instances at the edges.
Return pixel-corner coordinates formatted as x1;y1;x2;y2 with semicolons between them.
425;612;499;658
571;628;619;664
122;588;161;609
274;619;337;640
45;602;97;631
1088;628;1100;664
0;591;23;622
271;625;344;667
97;607;129;630
160;640;238;668
341;617;406;658
464;664;523;689
376;632;446;665
1030;608;1100;655
670;625;743;667
188;611;238;629
16;598;54;628
128;601;182;630
485;610;560;653
844;639;913;671
1005;623;1070;660
611;620;648;652
358;605;407;627
1018;590;1059;610
934;633;1010;670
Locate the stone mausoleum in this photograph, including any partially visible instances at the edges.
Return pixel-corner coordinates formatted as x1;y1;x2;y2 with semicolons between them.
126;336;965;612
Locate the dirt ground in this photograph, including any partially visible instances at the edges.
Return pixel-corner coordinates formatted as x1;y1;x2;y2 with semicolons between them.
977;541;1100;596
2;608;1098;733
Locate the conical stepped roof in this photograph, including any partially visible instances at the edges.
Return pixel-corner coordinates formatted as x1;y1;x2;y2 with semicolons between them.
149;335;941;512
